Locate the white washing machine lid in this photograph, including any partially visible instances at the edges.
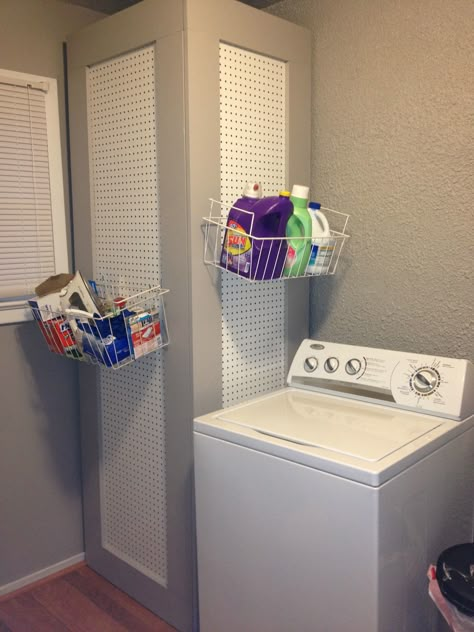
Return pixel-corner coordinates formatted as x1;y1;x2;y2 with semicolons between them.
194;388;471;485
216;389;442;462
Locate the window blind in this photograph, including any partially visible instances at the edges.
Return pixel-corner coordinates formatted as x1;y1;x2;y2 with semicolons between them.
0;78;56;299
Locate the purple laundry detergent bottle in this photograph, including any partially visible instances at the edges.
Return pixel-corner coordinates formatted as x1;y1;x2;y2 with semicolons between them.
221;182;262;276
221;185;293;280
250;191;293;280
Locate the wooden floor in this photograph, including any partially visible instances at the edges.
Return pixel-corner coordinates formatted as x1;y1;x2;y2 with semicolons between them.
0;565;177;632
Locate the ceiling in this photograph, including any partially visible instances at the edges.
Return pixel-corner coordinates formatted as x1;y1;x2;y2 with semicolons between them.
59;0;279;14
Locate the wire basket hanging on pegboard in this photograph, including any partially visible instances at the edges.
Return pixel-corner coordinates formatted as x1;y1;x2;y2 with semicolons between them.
28;275;169;369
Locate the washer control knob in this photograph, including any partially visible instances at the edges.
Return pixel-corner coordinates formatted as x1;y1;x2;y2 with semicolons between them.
324;357;339;373
412;368;439;394
346;358;362;375
304;357;318;373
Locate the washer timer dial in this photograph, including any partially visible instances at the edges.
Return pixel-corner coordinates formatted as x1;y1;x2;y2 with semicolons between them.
304;357;318;373
345;358;361;375
410;367;441;396
324;357;339;373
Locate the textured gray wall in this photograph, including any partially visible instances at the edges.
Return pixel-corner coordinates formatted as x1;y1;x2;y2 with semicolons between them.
268;0;474;361
0;0;102;588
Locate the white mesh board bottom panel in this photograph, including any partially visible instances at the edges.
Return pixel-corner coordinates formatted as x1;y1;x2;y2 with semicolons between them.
87;45;168;586
219;43;288;407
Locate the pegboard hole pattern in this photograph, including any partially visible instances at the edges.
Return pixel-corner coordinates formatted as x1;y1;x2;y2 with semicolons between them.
219;43;288;407
88;45;160;290
99;360;167;585
87;45;168;586
220;43;286;196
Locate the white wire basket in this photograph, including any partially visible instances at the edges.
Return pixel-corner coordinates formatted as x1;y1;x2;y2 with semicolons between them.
28;283;169;369
203;198;350;281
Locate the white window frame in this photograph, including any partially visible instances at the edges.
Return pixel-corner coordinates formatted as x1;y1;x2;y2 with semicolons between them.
0;68;69;324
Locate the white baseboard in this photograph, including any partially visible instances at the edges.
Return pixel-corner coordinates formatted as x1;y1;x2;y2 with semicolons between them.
0;553;85;597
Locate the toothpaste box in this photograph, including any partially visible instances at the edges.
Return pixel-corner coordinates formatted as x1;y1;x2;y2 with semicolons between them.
29;300;80;357
33;314;80;358
49;318;80;358
35;319;64;354
128;311;162;359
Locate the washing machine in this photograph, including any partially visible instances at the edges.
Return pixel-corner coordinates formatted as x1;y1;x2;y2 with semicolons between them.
194;340;474;632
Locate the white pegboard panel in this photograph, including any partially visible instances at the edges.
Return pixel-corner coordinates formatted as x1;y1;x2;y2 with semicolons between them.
99;362;167;585
88;46;160;290
219;43;288;406
87;45;168;586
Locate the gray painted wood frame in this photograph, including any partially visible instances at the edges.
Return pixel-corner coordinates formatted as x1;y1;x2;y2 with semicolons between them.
185;0;311;419
67;1;310;630
67;2;193;630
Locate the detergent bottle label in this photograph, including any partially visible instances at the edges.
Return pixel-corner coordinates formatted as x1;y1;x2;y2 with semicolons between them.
285;245;296;269
224;221;251;254
309;244;319;266
221;220;252;274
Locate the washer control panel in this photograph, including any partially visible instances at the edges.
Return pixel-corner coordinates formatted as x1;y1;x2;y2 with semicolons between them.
288;339;474;421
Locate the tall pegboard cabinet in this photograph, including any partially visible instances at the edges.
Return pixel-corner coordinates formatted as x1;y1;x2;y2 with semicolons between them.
67;1;310;630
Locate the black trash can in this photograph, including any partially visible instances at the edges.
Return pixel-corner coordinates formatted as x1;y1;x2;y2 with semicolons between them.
436;543;474;617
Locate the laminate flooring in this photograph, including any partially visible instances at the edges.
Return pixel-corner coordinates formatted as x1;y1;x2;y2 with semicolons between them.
0;565;177;632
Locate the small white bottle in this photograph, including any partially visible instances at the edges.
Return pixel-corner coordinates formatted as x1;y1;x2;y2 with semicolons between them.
307;202;335;275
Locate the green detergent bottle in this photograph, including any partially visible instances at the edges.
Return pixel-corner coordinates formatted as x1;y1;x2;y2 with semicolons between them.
284;184;312;277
